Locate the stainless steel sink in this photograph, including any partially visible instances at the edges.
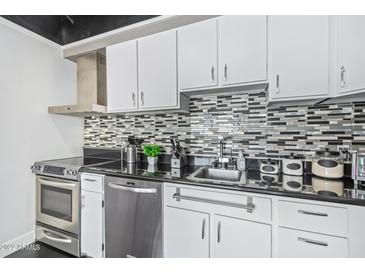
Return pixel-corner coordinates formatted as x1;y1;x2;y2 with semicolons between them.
187;166;245;184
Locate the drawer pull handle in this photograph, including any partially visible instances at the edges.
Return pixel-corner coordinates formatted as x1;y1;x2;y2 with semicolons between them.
298;237;328;247
172;193;255;213
84;178;96;182
298;209;328;217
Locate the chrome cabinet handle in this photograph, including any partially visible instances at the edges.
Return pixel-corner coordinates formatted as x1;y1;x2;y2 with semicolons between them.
172;193;255;213
211;66;215;81
140;92;144;106
201;218;206;239
132;92;136;106
217;221;221;243
108;182;156;193
83;178;96;182
43;230;72;244
81;194;85;209
298;237;328;247
224;64;228;81
340;65;346;88
276;74;280;93
298;209;328;217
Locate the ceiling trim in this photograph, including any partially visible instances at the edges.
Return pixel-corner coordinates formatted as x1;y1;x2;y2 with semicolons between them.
0;17;61;49
62;15;219;60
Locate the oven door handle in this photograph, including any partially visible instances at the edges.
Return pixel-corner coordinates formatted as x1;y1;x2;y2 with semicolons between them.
38;177;76;188
108;182;157;193
42;230;72;244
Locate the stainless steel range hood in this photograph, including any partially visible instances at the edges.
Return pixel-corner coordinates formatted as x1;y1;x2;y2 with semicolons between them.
48;51;107;115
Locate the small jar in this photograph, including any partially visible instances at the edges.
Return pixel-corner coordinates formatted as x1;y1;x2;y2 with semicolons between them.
282;153;303;176
312;148;344;179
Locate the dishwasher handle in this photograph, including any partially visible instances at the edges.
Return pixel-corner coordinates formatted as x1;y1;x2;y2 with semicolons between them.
108;182;157;193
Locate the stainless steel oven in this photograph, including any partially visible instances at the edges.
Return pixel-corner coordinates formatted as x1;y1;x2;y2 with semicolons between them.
36;175;79;235
32;153;121;257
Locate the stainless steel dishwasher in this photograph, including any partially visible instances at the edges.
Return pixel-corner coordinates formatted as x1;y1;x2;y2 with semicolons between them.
104;175;163;258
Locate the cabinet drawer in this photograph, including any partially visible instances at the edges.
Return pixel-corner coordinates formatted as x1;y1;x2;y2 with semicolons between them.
164;185;272;223
278;200;348;237
278;227;348;258
81;173;104;193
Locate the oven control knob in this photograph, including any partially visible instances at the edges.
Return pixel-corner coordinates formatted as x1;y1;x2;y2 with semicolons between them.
71;170;78;176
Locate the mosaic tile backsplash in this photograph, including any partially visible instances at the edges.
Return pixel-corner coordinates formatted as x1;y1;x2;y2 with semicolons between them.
84;90;365;158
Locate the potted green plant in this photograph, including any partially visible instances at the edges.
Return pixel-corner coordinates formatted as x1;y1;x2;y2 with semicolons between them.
143;144;161;165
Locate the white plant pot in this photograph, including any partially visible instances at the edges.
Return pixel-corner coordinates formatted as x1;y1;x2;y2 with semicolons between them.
147;164;157;173
148;157;158;165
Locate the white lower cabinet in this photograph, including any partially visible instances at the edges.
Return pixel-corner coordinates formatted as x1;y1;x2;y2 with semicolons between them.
163;184;272;258
163;183;365;258
213;215;271;258
164;207;210;258
278;227;348;258
80;173;104;258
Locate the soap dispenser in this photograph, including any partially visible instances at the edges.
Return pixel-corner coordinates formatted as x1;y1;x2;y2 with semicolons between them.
237;150;246;171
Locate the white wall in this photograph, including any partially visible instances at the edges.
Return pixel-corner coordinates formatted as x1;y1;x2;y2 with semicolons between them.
0;18;83;256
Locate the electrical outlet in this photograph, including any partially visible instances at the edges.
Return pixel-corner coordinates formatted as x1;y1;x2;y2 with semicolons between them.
115;137;122;145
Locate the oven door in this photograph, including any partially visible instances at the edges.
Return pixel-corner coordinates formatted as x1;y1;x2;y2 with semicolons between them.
36;176;79;235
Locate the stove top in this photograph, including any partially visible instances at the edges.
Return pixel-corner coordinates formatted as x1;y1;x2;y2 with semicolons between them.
31;156;113;181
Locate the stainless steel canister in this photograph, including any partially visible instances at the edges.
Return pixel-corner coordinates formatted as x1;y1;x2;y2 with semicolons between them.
126;146;138;163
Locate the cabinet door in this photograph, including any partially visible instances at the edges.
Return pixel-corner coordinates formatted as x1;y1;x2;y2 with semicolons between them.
164;207;209;258
178;19;218;90
138;30;177;109
268;16;329;100
213;215;271;258
219;16;267;85
106;40;138;112
81;190;104;258
337;16;365;95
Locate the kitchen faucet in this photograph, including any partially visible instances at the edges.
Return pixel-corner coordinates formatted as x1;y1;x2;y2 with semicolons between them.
212;136;236;169
218;136;230;163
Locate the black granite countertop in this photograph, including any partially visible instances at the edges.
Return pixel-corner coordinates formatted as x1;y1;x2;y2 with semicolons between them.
80;160;365;206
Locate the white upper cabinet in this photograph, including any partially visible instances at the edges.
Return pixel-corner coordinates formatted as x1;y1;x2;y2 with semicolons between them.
337;16;365;95
268;16;330;101
178;19;218;90
164;206;210;258
219;16;267;86
178;16;267;92
138;30;178;109
213;215;271;258
106;40;138;112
